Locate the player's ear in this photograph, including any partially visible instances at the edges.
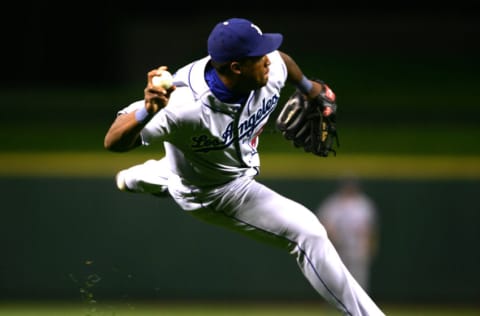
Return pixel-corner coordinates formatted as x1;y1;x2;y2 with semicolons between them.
230;62;242;74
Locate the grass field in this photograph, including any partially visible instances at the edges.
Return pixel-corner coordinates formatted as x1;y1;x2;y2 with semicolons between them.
0;301;479;316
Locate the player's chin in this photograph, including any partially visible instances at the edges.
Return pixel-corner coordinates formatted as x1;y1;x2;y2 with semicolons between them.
257;75;269;87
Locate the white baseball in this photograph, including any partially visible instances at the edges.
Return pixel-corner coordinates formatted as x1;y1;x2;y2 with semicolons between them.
152;71;173;89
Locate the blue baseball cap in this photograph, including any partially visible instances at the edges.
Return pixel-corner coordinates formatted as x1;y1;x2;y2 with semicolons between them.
207;18;283;63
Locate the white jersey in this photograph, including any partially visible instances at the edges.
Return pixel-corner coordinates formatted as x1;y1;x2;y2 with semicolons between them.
119;51;287;188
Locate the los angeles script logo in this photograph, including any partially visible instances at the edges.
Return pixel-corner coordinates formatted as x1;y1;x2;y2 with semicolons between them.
192;95;279;152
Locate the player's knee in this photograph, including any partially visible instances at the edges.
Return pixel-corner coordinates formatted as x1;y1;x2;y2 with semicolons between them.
298;224;328;246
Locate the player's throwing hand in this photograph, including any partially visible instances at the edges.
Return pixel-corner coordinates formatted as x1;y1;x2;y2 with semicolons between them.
144;66;176;114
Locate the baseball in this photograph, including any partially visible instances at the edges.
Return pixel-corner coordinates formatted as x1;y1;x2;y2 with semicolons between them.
152;70;173;89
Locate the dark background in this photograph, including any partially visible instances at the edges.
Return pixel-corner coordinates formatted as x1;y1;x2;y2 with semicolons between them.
3;3;480;86
2;3;480;153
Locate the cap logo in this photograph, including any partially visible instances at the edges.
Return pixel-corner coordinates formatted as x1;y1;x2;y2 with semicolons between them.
251;23;263;35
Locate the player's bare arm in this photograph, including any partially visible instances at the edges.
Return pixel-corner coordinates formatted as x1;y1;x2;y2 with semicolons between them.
104;67;175;152
104;112;143;152
280;51;333;117
280;51;322;97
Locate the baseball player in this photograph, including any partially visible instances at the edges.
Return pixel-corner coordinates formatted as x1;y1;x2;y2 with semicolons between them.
104;18;385;315
316;176;380;293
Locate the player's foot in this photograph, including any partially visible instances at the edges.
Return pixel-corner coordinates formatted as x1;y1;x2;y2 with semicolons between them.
115;170;132;192
115;169;169;197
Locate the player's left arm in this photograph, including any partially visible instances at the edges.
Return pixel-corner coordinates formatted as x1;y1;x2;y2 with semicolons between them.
276;51;340;157
279;51;335;117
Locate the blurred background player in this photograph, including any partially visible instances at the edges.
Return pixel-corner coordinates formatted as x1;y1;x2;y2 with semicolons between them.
316;176;380;293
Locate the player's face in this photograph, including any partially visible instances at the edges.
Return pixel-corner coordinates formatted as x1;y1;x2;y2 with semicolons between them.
238;55;271;89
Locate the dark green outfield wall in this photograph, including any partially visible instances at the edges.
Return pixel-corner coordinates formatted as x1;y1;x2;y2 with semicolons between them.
1;177;478;304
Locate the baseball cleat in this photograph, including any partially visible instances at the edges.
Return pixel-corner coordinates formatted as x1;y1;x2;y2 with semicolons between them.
115;170;129;192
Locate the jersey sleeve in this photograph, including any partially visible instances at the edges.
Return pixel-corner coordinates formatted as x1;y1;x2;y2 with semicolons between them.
140;86;195;146
140;111;174;146
117;100;145;116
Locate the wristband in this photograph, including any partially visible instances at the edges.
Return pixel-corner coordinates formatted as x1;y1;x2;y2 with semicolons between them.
296;75;313;94
135;107;152;123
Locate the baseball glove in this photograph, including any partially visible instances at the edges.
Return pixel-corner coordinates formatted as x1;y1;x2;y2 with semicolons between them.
276;81;339;157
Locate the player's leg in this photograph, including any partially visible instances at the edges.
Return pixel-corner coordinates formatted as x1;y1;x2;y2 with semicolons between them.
115;158;170;196
187;177;384;316
344;256;371;294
